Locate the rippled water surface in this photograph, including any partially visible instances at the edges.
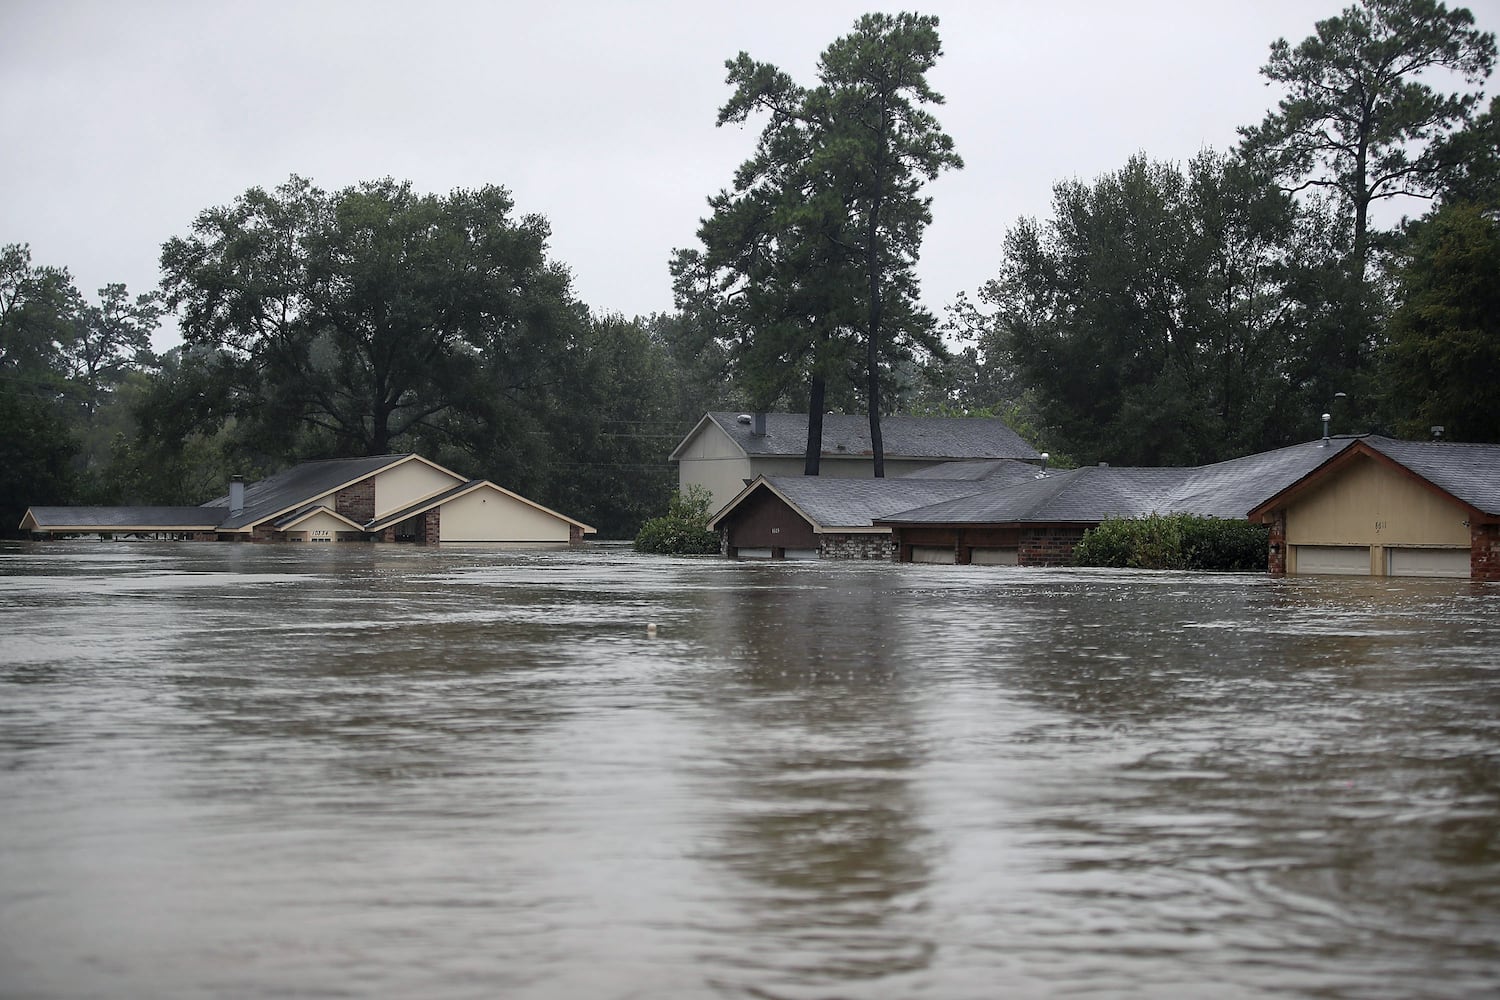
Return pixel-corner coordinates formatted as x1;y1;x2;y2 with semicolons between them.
2;541;1499;999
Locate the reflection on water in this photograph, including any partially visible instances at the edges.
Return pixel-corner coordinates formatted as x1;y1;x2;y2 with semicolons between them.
2;542;1499;998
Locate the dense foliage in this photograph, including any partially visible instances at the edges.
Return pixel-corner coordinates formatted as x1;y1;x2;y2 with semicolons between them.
633;485;721;555
4;0;1497;541
1073;514;1272;572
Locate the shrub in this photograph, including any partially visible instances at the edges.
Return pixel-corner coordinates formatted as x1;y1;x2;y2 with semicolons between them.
1073;513;1269;571
633;484;721;555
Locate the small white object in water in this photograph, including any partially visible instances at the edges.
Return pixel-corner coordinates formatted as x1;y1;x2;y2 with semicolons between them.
646;622;658;636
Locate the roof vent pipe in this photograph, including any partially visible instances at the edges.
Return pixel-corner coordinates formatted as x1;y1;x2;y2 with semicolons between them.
752;412;767;438
229;475;245;516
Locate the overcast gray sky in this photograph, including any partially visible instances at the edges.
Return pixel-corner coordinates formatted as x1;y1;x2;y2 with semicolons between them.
4;0;1490;350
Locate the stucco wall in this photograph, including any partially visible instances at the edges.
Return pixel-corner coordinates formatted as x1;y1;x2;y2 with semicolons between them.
374;461;464;519
438;487;571;542
1285;455;1470;548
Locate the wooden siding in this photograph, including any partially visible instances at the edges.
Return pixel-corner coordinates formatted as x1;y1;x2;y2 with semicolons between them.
721;487;818;554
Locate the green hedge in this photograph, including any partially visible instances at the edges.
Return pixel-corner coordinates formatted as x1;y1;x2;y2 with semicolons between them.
1073;513;1269;571
633;484;721;555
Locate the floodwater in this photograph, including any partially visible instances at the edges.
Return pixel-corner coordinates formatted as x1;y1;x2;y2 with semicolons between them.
1;543;1499;999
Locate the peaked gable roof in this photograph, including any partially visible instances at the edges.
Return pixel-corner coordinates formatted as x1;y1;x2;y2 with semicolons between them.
202;454;463;530
1248;436;1500;521
710;476;997;532
365;479;597;534
271;504;368;532
672;412;1040;463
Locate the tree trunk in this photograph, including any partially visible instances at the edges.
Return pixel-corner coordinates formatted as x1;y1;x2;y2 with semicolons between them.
804;374;825;475
866;116;888;479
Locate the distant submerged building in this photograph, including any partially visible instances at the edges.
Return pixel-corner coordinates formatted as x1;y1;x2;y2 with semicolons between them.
20;454;594;545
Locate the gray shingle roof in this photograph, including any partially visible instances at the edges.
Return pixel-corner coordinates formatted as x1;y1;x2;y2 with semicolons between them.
899;458;1047;483
881;438;1365;525
203;454;414;529
22;506;228;530
679;412;1040;462
716;477;997;530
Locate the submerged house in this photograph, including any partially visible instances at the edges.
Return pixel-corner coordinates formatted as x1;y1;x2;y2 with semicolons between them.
709;434;1500;581
20;454;595;544
672;411;1042;515
1248;436;1500;579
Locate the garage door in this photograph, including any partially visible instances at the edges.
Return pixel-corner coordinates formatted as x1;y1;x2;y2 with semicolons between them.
971;547;1019;566
1387;547;1470;578
911;546;956;564
1295;545;1369;575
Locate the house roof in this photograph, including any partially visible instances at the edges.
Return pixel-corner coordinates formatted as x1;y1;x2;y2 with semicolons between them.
671;412;1040;462
898;458;1048;483
880;438;1365;526
710;476;996;532
1360;437;1500;515
271;504;367;531
366;479;597;534
1247;436;1500;521
19;506;228;531
201;454;431;530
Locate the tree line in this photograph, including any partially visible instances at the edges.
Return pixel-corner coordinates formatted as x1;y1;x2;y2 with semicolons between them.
3;0;1496;537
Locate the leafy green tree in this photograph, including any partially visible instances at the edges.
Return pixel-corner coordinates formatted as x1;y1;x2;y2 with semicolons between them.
0;244;82;531
1;243;77;381
1239;0;1496;278
1384;201;1500;439
160;175;579;461
675;12;960;477
1432;94;1500;204
63;284;159;418
62;283;161;474
633;484;720;555
530;313;682;538
818;13;962;475
977;152;1330;466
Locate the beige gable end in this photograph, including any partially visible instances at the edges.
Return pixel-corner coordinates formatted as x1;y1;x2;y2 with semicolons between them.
439;484;573;542
374;459;465;518
1286;454;1472;549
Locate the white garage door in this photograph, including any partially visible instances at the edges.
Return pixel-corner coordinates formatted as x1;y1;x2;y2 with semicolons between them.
971;547;1019;566
911;546;956;564
1387;547;1470;578
1296;545;1370;575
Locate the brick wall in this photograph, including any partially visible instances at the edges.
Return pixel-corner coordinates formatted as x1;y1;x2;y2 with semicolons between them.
1017;526;1087;566
820;532;897;561
336;478;376;525
417;508;441;545
1473;523;1500;582
1267;511;1287;576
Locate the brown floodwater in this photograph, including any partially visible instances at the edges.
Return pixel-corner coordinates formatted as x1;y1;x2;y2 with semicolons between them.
1;541;1498;998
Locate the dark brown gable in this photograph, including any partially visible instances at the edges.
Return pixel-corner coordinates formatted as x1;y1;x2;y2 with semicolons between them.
720;484;818;552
